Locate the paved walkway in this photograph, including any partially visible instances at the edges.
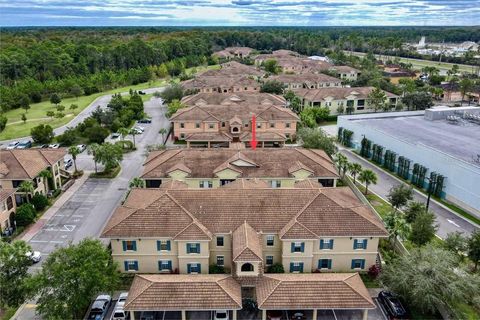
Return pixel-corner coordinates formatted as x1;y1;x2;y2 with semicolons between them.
339;147;479;238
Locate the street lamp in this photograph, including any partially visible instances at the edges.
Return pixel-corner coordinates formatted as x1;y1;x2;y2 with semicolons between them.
425;176;434;212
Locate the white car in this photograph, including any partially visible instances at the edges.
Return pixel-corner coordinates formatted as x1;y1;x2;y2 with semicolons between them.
214;310;229;320
111;292;129;320
48;144;60;149
77;144;87;153
26;251;42;263
133;126;145;132
6;141;19;149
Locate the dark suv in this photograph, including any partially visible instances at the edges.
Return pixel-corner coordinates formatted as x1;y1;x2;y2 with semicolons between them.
378;291;408;319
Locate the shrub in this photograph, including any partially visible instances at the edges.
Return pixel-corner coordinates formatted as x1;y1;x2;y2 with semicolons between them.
209;265;226;274
15;204;36;227
368;265;380;279
267;263;285;273
31;193;49;211
0;114;7;132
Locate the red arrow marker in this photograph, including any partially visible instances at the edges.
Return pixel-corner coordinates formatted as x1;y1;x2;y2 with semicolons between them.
251;114;257;150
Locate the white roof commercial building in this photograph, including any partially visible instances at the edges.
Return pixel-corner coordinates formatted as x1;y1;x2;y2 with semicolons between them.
337;108;480;217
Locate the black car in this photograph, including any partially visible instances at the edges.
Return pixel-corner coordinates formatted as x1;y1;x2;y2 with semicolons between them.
378;291;408;320
138;90;146;95
138;118;152;124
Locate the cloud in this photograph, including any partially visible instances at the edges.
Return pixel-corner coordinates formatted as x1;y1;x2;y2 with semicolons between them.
0;0;479;26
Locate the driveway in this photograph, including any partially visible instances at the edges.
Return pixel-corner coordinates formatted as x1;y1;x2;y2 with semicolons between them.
14;96;169;319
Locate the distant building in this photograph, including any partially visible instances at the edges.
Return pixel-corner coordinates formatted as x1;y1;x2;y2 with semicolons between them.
181;92;286;107
170;103;299;147
294;87;398;115
269;73;342;90
338;108;480;216
212;46;254;59
329;66;361;81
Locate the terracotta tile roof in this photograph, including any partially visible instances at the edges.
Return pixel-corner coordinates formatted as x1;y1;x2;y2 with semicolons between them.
330;65;361;73
141;148;338;179
125;274;242;311
102;187;388;238
220;179;270;189
294;86;398;102
279;220;317;240
0;188;16;204
185;132;233;142
174;221;213;240
181;92;286;107
232;221;263;262
270;73;341;85
0;149;66;180
288;161;314;175
166;163;192;175
181;75;259;91
239;132;286;142
256;273;375;310
170;104;299;123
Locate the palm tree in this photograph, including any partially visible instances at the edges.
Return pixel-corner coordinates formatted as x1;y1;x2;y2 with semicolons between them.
88;143;100;174
38;169;52;194
384;211;411;246
129;129;137;148
348;163;362;184
358;169;377;195
333;153;349;177
18;181;34;203
129;177;145;188
118;127;129;141
68;145;80;173
159;128;168;144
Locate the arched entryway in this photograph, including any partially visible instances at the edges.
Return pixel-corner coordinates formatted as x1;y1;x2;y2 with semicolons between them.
241;263;254;272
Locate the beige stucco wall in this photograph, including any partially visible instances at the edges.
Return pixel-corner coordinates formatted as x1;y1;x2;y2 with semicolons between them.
0;195;16;232
110;236;381;274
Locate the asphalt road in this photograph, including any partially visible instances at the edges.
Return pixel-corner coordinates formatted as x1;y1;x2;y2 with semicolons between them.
27;95;169;267
0;87;166;145
339;147;478;239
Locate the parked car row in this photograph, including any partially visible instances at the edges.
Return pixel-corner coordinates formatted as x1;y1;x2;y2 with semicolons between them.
86;293;129;320
5;140;32;149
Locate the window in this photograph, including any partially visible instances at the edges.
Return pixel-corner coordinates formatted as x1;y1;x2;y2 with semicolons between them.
285;122;291;128
199;180;213;189
257;123;261;129
285;133;290;139
244;123;249;127
216;256;224;266
180;123;185;128
353;239;368;250
266;235;275;246
270;122;275;128
158;260;172;271
180;133;185;139
216;236;224;247
320;239;334;250
6;196;13;210
124;260;138;271
270;180;281;188
291;242;305;253
347;100;354;107
209;124;215;129
186;243;200;254
221;122;226;127
289;262;304;273
187;263;201;274
241;263;254;272
266;256;274;266
157;240;171;251
357;99;365;106
351;259;365;270
122;240;137;251
195;122;200;128
318;259;332;270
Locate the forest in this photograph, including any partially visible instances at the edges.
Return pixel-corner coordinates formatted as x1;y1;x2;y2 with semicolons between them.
1;26;479;112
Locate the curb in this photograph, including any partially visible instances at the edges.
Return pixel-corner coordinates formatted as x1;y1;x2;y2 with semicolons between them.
341;148;480;230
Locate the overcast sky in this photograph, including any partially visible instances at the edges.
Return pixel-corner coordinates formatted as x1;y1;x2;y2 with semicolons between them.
1;0;479;27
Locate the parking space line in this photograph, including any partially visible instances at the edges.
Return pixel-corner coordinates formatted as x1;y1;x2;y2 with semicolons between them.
332;309;338;320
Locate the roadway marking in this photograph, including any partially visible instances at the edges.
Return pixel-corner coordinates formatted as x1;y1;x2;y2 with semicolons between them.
447;219;460;228
30;240;64;244
44;225;76;232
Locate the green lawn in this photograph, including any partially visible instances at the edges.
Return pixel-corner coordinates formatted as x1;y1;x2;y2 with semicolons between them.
0;64;220;140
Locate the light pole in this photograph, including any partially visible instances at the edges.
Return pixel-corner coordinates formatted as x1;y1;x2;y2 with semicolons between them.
425;176;434;213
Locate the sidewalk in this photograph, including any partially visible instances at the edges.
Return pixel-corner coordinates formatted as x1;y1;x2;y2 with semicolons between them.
339;147;478;238
21;173;90;242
